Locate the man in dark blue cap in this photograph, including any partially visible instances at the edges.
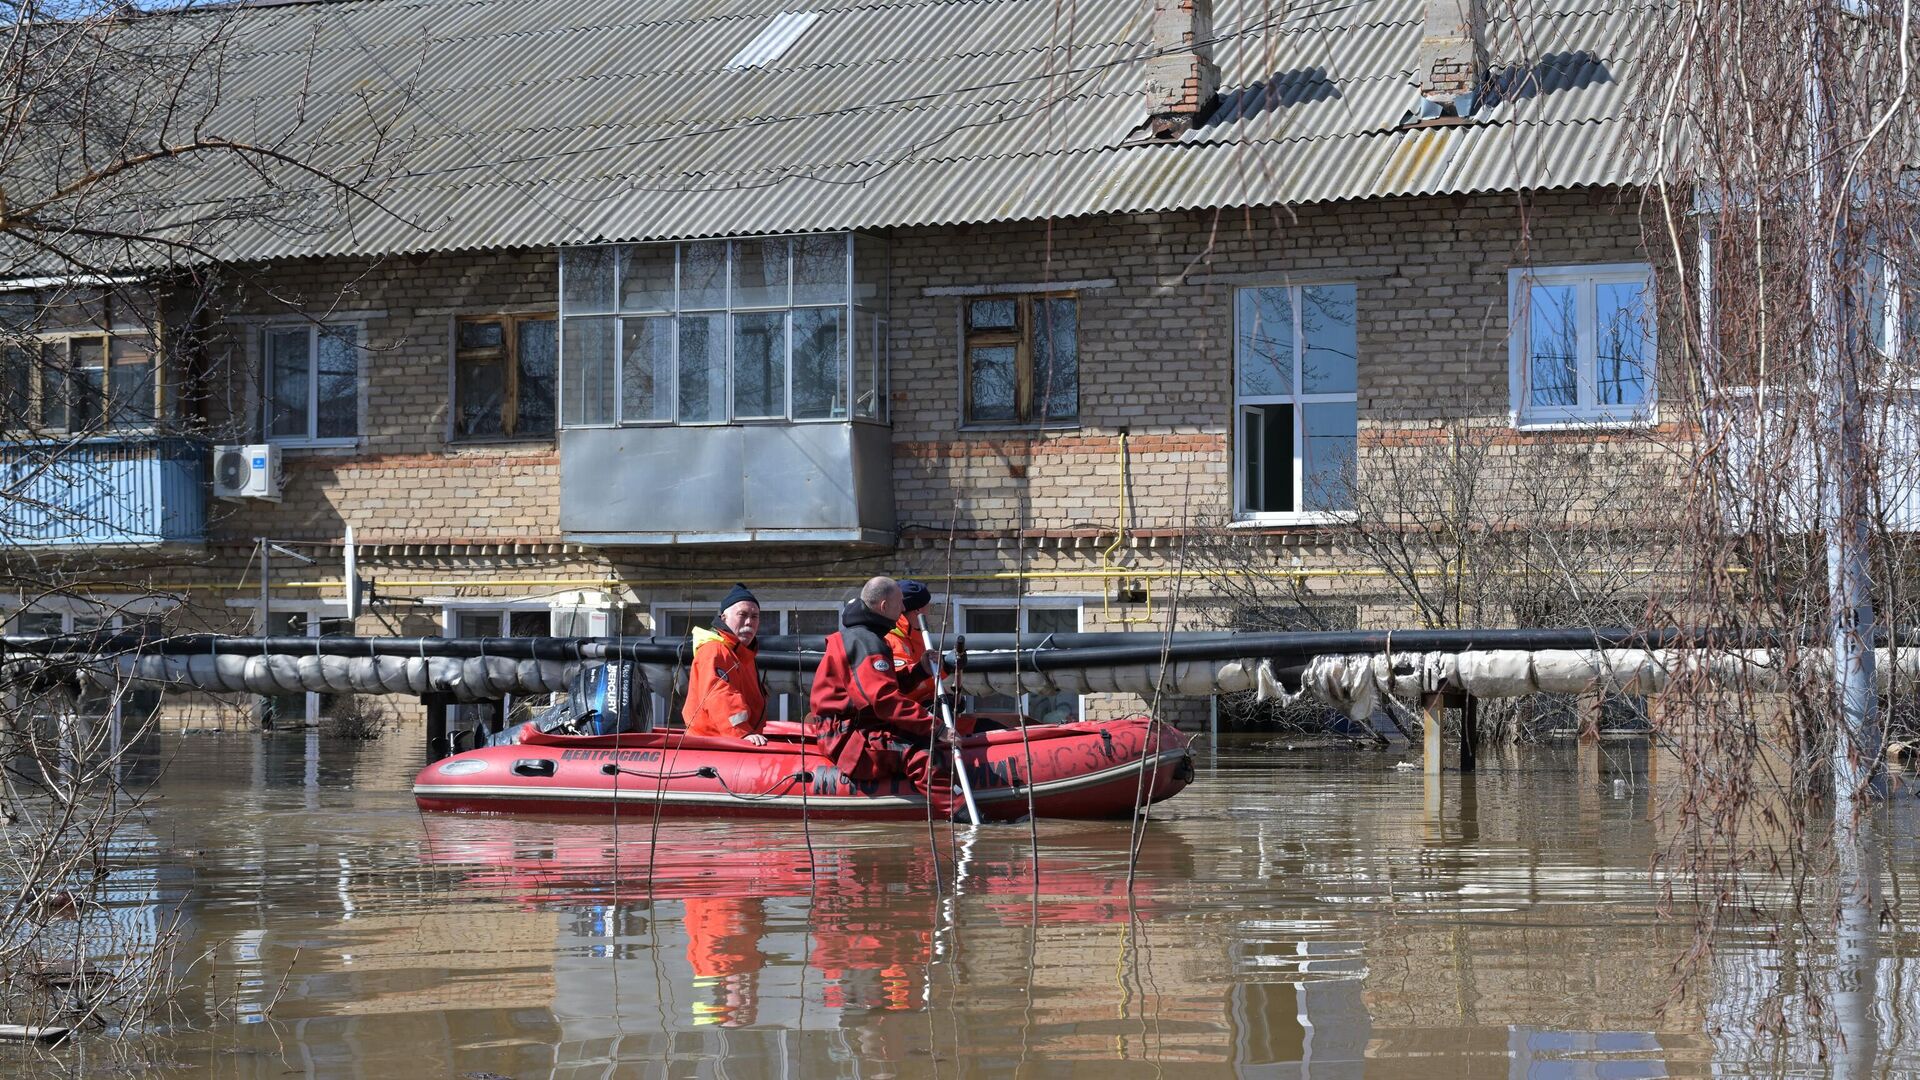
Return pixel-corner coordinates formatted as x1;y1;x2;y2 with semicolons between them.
886;580;937;705
682;583;768;744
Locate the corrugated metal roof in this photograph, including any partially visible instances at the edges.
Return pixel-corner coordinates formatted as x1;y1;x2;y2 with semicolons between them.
115;0;1653;263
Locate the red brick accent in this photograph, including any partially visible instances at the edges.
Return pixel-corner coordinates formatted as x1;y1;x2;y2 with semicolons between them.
896;433;1226;461
285;449;559;472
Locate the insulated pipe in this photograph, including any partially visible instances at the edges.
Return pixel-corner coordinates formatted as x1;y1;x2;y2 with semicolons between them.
942;627;1920;673
753;632;1238;652
11;628;1920;666
0;631;1236;666
1;633;691;662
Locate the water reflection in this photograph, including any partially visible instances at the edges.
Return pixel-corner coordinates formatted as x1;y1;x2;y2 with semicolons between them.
7;733;1920;1078
419;814;1199;1069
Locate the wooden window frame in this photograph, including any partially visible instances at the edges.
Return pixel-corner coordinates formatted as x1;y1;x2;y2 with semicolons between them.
454;313;556;441
962;293;1078;426
5;332;160;434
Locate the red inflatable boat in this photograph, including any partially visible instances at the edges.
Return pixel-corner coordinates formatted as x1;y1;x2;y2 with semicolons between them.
412;716;1194;820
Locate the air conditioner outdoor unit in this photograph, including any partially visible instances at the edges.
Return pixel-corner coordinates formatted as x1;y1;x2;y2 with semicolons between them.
550;606;610;637
212;443;283;501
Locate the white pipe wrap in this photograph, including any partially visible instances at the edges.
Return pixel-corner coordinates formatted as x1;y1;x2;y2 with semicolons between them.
11;647;1920;715
14;653;584;703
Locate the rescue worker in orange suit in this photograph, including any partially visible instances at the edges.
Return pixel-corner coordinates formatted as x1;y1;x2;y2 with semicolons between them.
886;579;937;706
682;893;766;1027
682;583;770;745
810;576;968;816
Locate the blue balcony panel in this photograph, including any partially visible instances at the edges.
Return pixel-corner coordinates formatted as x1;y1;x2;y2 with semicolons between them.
0;437;207;547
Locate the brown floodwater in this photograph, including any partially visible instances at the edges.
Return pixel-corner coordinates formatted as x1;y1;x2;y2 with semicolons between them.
8;730;1920;1078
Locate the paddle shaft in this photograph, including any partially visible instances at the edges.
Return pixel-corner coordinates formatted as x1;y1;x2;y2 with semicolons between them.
919;615;981;826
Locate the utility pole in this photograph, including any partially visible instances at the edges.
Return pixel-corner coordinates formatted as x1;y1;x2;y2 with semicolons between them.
1805;0;1882;813
257;535;271;635
258;536;271;728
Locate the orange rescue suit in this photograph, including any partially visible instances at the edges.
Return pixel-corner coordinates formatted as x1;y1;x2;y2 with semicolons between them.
681;625;767;738
888;615;935;704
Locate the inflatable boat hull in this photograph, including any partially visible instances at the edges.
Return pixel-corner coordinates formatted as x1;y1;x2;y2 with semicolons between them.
412;717;1193;821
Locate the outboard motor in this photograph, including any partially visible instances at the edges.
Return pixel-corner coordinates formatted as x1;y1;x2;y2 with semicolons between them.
489;661;651;745
581;659;647;735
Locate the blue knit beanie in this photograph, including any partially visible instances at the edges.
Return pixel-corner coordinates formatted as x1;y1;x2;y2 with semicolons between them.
899;579;932;613
717;583;759;615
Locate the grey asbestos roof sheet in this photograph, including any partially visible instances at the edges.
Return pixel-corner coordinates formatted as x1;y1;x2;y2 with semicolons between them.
135;0;1654;261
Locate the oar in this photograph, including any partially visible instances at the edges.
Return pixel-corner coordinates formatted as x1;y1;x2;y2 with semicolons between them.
920;616;981;827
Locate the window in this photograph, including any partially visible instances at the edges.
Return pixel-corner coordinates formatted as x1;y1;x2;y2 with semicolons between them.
264;325;359;444
1;335;157;433
1865;247;1920;364
963;295;1078;424
1234;284;1358;517
444;607;555;733
10;603;169;719
1509;264;1655;426
956;602;1082;724
0;286;160;434
559;235;888;427
453;315;557;440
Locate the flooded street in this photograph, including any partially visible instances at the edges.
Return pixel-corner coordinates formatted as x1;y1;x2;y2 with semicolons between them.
14;731;1920;1078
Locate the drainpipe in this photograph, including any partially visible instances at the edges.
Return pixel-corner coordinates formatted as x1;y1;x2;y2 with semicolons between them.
1100;431;1152;626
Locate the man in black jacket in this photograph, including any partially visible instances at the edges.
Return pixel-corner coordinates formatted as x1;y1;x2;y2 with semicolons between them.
809;576;955;816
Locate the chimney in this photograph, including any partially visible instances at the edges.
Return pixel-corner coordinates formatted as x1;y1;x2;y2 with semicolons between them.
1145;0;1221;136
1414;0;1484;115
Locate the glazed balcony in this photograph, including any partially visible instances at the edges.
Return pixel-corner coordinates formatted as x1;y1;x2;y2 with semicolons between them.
555;233;894;545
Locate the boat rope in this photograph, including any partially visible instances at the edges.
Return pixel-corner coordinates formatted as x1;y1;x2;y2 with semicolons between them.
709;769;813;803
600;764;714;782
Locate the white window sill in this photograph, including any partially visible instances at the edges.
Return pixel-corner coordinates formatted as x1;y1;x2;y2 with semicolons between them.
1229;511;1356;528
1510;411;1656;432
559;418;870;430
268;438;362;452
448;436;557;447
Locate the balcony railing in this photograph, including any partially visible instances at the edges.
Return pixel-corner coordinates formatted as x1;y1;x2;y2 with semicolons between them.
0;436;207;547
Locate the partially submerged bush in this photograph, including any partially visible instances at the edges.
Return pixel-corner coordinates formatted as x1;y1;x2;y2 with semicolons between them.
320;696;398;741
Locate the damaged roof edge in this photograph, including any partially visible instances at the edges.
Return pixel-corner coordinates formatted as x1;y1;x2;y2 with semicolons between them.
195;179;1637;270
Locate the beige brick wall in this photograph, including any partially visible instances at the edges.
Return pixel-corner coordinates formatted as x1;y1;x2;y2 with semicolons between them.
181;187;1655;553
886;188;1657;534
199;250;564;544
6;187;1674;720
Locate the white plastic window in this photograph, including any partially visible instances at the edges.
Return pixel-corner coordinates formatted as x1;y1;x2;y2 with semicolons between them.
955;601;1083;724
1508;264;1655;427
264;324;360;444
1234;284;1358;518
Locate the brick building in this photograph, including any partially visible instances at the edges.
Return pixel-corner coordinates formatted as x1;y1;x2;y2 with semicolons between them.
0;0;1661;725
